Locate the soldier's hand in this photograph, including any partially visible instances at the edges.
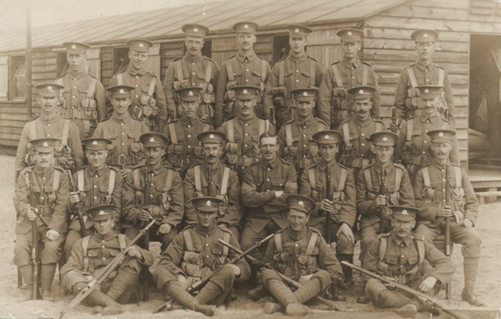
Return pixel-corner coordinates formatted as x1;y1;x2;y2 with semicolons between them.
338;223;354;245
440;205;453;218
125;246;142;259
218;223;229;229
69;192;80;204
27;207;37;221
418;276;438;293
389;122;399;133
46;230;60;241
120;169;132;179
462;218;473;228
157;223;172;235
177;275;188;289
227;264;241;276
139;209;152;222
275;190;284;198
320;199;334;212
376;195;387;206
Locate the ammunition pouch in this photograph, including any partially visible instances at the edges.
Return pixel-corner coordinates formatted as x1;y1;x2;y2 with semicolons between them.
308;144;318;158
193;146;204;159
332;87;350;110
348;158;371;169
181;251;204;278
129;142;145;165
451;187;466;213
405;88;420;109
25;142;36;166
54;144;75;170
422;187;436;202
225;81;237;102
167;145;184;167
215;195;228;218
225;142;239;165
80;98;98;121
389;193;400;206
284;146;298;162
173;80;190;92
134;190;143;209
237;156;255;168
332;192;344;222
161;191;173;212
298;157;312;170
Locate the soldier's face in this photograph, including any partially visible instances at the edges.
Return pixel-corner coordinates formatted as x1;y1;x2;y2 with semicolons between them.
353;98;373;118
185;36;204;56
375;145;394;165
180;100;199;119
289;36;307;54
111;96;132;115
431;141;452;161
67;53;86;73
86;149;108;169
38;96;59;115
34;150;54;169
197;211;217;228
203;143;223;164
144;147;165;166
415;41;435;62
296;100;315;118
421;97;439;116
319;144;338;163
129;50;149;70
94;218;114;236
288;210;309;232
236;33;256;51
260;137;279;161
391;218;415;239
235;97;256;117
341;40;361;59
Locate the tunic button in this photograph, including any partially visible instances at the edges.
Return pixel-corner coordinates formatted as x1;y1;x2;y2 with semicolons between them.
245;123;248;127
425;130;428;133
188;135;191;138
188;145;191;148
422;151;426;154
245;133;248;136
303;155;306;158
244;144;248;147
192;63;195;65
94;196;97;199
295;243;298;247
361;133;364;136
246;79;249;82
103;257;106;260
151;183;154;186
296;70;299;73
246;69;249;72
443;189;446;192
206;243;209;246
267;178;270;181
122;143;125;146
188;125;191;128
47;124;51;127
136;76;139;79
352;76;355;79
361;154;365;157
42;177;46;180
423;140;427;144
121;123;124;126
47;134;51;137
150;194;154;197
136;95;139;98
303;134;307;137
73;86;77;89
296;80;299;82
361;143;365;146
303;145;306;148
41;197;44;200
102;246;105;248
267;167;270;171
442;179;446;182
94;185;97;188
207;255;210;258
192;83;195;85
122;133;125;135
401;255;404;258
72;96;76;98
192;72;196;75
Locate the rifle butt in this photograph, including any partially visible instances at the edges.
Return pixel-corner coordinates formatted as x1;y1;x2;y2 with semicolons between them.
441;307;471;319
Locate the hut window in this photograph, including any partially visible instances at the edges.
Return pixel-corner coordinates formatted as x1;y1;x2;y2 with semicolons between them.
10;56;26;101
113;47;130;74
272;34;290;66
56;48;101;79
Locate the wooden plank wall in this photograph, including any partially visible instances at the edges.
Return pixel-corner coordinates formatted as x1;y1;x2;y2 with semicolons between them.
362;0;501;168
212;34;273;67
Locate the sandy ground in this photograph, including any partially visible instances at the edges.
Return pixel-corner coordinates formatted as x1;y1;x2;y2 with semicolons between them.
0;155;500;319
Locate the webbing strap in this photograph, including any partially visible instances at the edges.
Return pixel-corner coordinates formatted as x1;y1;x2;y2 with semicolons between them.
364;169;373;192
82;235;91;271
29;122;37;140
308;169;316;189
77;170;84;192
395;167;402;192
332;64;343;86
406;120;413;143
375;122;384;132
203;123;210;132
274;233;283;253
407;66;418;88
259;119;267;135
318;122;326;131
438;68;445;86
148;77;156;97
61;120;70;145
165;169;174;192
422;167;431;189
338;168;348;192
108;169;116;196
133;169;141;190
55;78;63;85
194;166;202;192
221;167;230;196
285;124;293;147
168;124;178;145
228;120;235;143
87;78;97;98
117;73;123;85
205;63;212;84
176;60;184;81
454;166;462;188
342;123;352;148
362;64;368;86
183;230;194;252
222;232;230;257
417;240;425;265
53;170;61;192
118;234;127;253
310;60;316;87
279;61;285;87
305;232;318;256
227;61;235;82
261;60;266;82
378;237;388;262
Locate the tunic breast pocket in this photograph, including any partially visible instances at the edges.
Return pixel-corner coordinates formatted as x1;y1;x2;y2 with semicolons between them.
98;184;111;204
271;178;286;191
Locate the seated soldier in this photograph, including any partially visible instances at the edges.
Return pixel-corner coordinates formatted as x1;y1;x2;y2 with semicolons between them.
261;195;343;316
61;204;154;316
364;206;455;318
153;197;250;317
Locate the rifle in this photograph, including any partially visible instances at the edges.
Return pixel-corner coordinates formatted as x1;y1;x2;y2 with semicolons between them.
378;166;390;234
219;239;346;312
444;167;452;300
341;261;469;319
330;104;336;129
59;219;156;319
325;164;332;245
68;171;86;237
207;165;213;196
153;233;275;313
142;165;151;301
28;173;41;300
270;105;276;127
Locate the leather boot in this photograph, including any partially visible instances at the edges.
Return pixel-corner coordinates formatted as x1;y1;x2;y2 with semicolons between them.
18;265;34;302
106;266;138;301
293;277;321;304
461;257;484;306
264;302;284;314
196;280;223;305
83;288;124;316
337;254;354;286
285;303;313;316
396;304;417;318
265;278;297;307
40;263;57;302
331;283;347;302
164;282;214;316
249;272;267;301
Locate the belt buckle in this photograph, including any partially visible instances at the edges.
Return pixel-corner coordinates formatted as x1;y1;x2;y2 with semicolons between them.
118;154;126;168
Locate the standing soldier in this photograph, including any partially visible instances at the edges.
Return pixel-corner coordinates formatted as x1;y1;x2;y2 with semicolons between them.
299;130;356;297
15;83;85;176
318;28;380;127
93;85;149;179
162;87;212;178
14;137;69;301
337;86;385;179
393;30;455;130
163;24;219;125
121;132;183;252
63;137;123;264
264;24;324;131
217;86;274;180
107;38;167;132
61;204;154;316
363;206;456;318
394;85;459;183
414;129;483;306
184;131;242;238
355;131;414;304
260;195;344;316
153;197;250;316
215;22;272;127
56;42;106;138
277;88;327;180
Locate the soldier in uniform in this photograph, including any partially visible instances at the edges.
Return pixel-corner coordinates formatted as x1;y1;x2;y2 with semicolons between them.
121;132;183;252
337;86;385;179
414;129;484;306
215;22;272;127
61;204;154;316
56;42;106;138
260;195;344;316
364;206;455;318
107;38;167;132
153;197;250;316
183;131;242;238
299;130;356;294
264;24;324;131
16;83;85;176
277;88;328;181
162;87;212;178
163;24;219;125
394;85;459;183
318;28;380;127
63;137;123;264
355;131;414;304
14;137;69;301
217;85;274;180
93;85;149;179
393;30;455;130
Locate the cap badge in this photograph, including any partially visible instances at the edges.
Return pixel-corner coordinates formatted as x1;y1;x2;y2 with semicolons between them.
359;89;364;94
92;141;98;145
71;44;77;49
424;89;429;93
139;43;144;48
295;28;299;33
188;91;193;96
423;33;428;38
324;135;330;139
209;134;215;138
206;200;211;206
47;86;53;91
194;28;198;32
150;137;155;142
347;31;352;36
244;24;249;29
243;89;248;94
119;89;124;94
99;210;105;216
43;142;48;147
438;132;444;137
303;91;308;96
382;137;388;141
402;210;408;215
298;201;304;206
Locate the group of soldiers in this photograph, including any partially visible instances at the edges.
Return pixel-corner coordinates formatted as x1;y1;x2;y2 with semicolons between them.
12;21;484;318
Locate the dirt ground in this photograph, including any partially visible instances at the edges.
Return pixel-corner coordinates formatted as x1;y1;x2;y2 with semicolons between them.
0;155;499;319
